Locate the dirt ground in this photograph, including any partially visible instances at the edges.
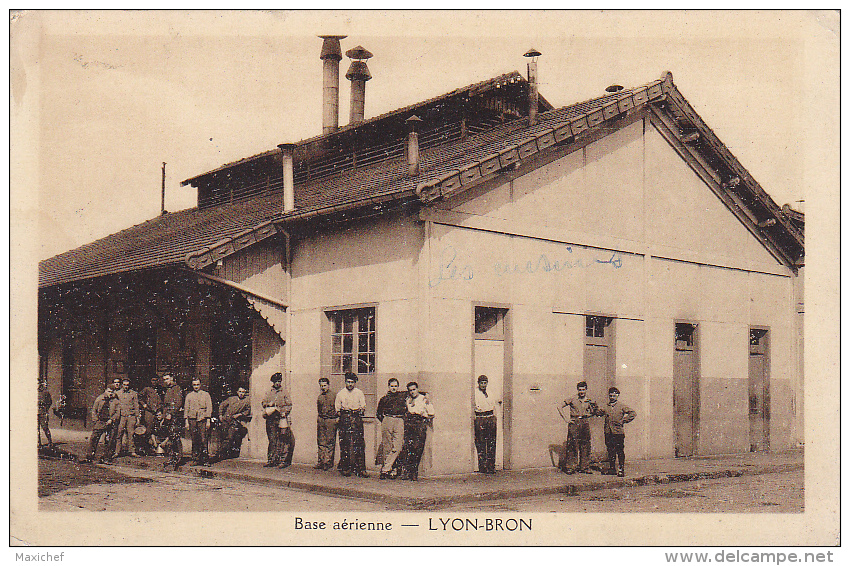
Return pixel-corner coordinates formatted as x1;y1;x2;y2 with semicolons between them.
38;449;803;513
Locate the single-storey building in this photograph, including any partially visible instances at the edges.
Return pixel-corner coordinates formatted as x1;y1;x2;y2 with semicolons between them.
38;40;804;474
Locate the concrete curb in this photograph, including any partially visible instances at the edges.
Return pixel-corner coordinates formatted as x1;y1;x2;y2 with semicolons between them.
104;458;804;510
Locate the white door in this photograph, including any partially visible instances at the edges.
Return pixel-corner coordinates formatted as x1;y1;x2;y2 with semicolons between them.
474;339;504;470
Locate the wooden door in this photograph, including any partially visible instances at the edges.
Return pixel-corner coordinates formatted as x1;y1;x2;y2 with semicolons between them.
674;323;699;457
749;328;770;452
584;316;614;457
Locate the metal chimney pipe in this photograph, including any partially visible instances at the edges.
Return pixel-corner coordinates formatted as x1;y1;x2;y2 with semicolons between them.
524;48;542;126
319;35;346;135
345;46;373;125
161;162;167;215
278;143;295;213
406;115;423;177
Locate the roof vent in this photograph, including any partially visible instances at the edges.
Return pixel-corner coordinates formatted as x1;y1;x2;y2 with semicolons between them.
345;46;373;125
605;84;624;93
406;115;423;177
319;35;347;135
523;48;541;126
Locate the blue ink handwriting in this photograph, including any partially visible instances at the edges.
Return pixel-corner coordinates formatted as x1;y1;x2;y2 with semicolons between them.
429;245;474;288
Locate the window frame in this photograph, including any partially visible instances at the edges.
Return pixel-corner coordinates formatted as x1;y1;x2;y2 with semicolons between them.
322;303;378;418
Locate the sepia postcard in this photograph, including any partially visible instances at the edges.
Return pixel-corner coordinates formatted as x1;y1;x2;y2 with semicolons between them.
10;10;839;548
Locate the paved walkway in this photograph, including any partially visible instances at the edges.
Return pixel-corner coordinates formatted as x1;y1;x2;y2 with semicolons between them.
46;429;803;510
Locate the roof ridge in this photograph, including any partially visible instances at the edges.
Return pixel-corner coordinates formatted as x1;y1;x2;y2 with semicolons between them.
182;70;530;186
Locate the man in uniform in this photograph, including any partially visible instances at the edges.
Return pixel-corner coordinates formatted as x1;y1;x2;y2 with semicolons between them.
184;378;213;466
334;372;368;477
215;386;252;461
38;379;53;449
376;378;406;479
473;375;498;474
138;375;162;454
397;381;435;481
113;378;140;458
315;377;337;470
262;373;294;468
81;385;119;463
558;381;598;474
161;373;184;469
598;386;637;477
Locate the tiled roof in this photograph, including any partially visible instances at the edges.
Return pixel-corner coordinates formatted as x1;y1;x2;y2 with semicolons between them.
39;71;804;288
182;71;553;186
38;73;586;289
38;193;286;288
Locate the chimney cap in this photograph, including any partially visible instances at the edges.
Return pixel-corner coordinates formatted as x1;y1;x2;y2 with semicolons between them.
524;48;542;58
346;45;373;60
406;115;423;130
346;60;372;81
319;35;346;61
605;84;625;93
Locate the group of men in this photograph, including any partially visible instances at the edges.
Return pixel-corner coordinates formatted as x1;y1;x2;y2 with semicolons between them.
316;373;436;480
558;380;637;477
48;370;634;479
82;374;252;469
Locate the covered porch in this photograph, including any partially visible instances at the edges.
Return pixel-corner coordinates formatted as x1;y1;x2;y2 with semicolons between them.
38;266;286;460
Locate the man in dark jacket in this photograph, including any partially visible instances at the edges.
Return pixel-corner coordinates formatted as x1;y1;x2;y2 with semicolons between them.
161;374;184;469
597;386;637;477
376;378;406;479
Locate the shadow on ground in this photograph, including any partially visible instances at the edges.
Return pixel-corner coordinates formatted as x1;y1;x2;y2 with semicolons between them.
38;455;152;498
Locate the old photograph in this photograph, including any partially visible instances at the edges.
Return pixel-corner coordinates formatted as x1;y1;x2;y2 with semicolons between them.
10;10;839;547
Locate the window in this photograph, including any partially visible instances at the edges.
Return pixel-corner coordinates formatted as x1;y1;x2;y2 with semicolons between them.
750;328;768;347
326;307;377;415
675;323;696;350
586;316;612;338
475;306;507;339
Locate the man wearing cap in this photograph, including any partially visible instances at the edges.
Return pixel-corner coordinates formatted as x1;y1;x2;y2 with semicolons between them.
558;381;598;474
215;386;252;461
597;386;637;477
376;378;407;479
334;372;368;477
81;384;119;463
473;375;498;474
315;377;337;470
262;373;294;468
161;374;184;469
184;378;213;466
